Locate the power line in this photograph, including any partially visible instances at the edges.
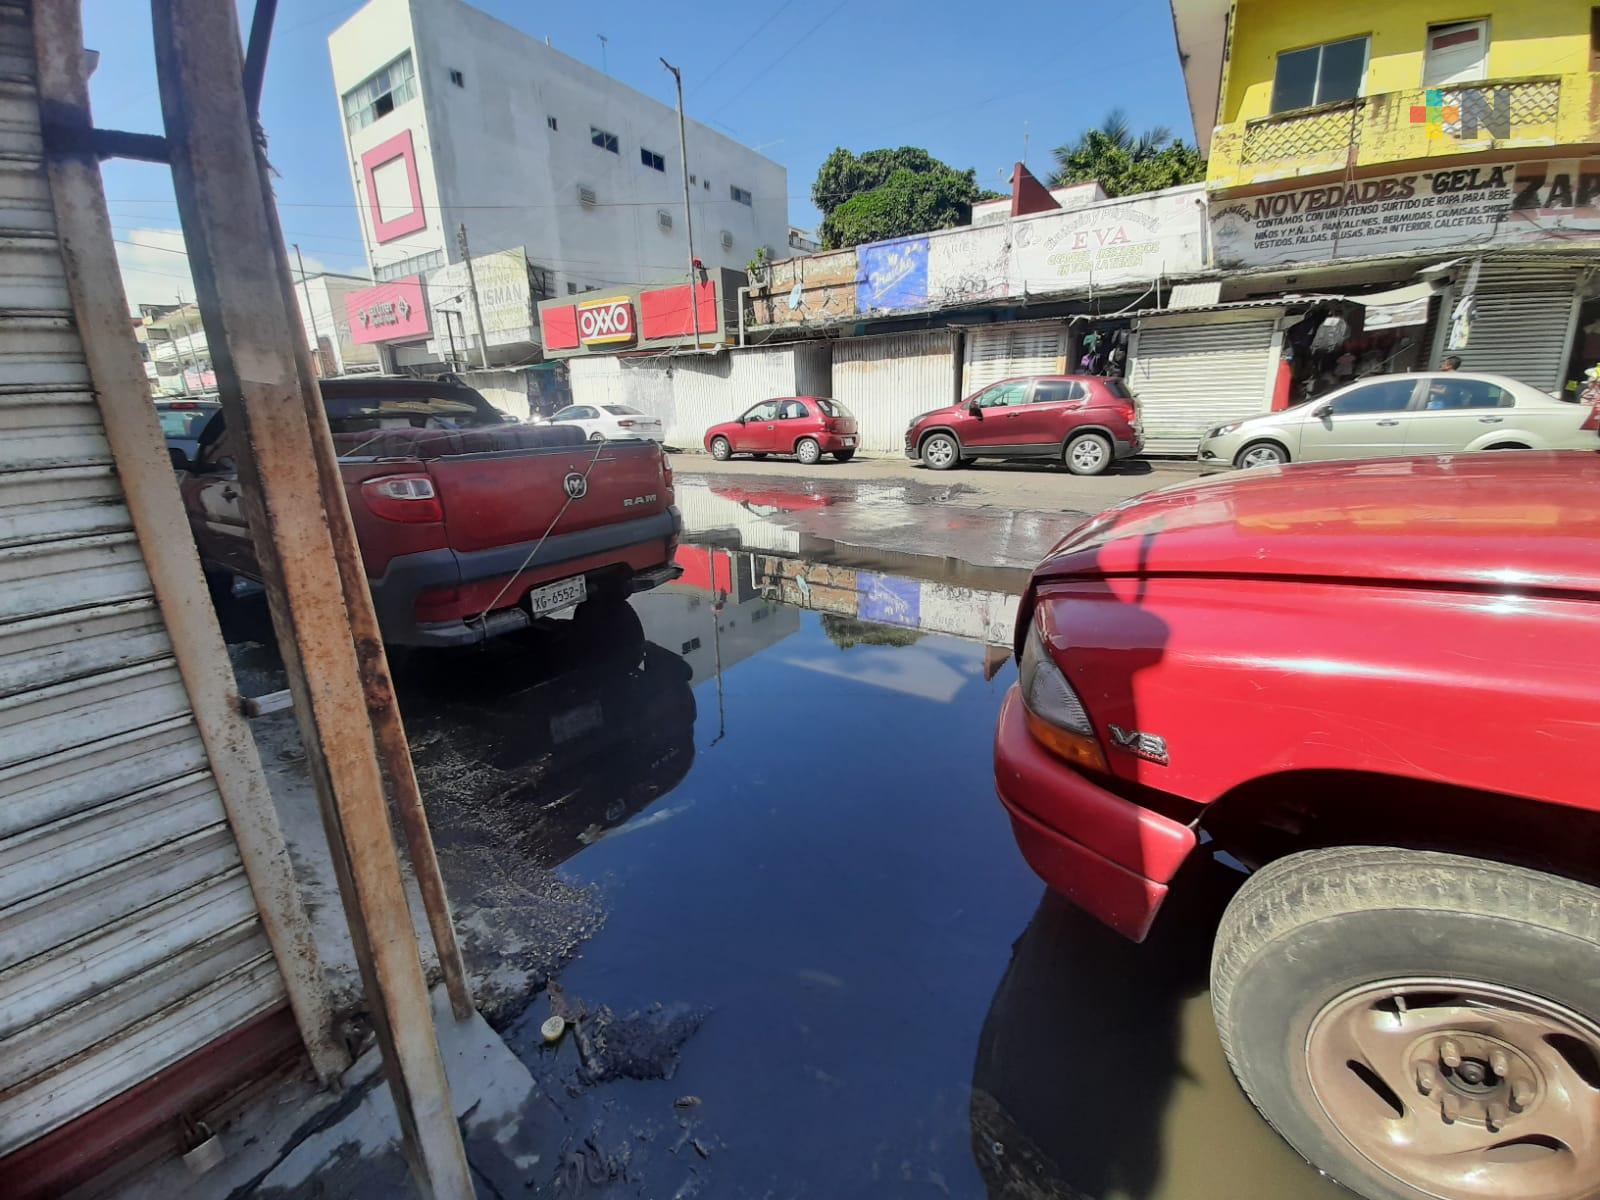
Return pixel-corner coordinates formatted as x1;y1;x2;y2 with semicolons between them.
693;0;801;102
710;0;850;115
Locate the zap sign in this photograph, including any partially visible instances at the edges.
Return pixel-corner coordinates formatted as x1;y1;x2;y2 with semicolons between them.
577;296;637;346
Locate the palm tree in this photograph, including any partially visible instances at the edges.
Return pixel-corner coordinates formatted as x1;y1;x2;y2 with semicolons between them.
1048;108;1204;197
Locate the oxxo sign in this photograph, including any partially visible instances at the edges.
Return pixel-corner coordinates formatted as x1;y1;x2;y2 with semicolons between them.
577;296;637;346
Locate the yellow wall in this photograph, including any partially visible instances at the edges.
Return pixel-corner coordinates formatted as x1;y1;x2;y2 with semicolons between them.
1224;0;1591;124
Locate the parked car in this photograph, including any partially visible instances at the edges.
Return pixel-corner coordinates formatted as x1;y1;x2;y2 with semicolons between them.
994;449;1600;1200
155;397;221;469
176;377;681;646
704;396;859;464
547;402;665;443
1199;371;1599;471
904;375;1141;476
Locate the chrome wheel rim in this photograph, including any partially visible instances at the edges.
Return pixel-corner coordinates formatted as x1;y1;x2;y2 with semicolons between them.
1305;977;1600;1200
1070;438;1106;471
797;440;819;464
924;437;954;467
1240;445;1283;468
711;438;729;460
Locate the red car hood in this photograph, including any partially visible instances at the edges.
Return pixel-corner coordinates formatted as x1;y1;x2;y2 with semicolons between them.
1036;451;1600;594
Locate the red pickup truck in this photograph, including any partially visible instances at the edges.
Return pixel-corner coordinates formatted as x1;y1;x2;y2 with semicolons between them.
179;377;681;646
995;451;1600;1200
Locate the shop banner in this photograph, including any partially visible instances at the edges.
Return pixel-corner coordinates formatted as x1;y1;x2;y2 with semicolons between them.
346;276;429;345
857;237;928;312
425;248;533;355
1007;186;1206;296
1212;160;1600;269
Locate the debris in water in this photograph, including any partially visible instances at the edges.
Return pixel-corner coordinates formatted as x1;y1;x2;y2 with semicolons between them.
541;1014;567;1044
673;1095;701;1109
570;998;709;1083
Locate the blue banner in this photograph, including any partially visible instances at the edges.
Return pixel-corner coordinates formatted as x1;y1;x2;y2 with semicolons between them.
856;237;929;312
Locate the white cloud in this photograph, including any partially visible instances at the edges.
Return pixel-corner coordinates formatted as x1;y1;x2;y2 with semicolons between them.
113;226;335;313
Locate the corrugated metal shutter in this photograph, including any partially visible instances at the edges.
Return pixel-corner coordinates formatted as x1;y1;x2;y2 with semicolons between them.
963;322;1067;392
667;346;806;445
832;332;958;453
0;12;287;1156
1127;318;1276;455
1437;263;1581;390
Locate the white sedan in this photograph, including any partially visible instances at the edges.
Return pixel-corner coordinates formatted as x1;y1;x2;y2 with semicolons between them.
1198;372;1598;471
546;403;665;443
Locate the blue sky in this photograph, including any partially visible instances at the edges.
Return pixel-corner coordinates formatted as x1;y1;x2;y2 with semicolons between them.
87;0;1193;308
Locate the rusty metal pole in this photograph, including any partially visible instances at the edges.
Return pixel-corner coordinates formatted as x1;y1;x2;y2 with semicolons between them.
149;1;472;1195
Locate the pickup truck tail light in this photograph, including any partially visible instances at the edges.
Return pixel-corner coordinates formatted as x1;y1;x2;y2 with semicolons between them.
361;473;443;523
1018;620;1107;773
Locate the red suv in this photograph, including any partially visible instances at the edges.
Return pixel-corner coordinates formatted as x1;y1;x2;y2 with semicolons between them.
905;375;1141;475
994;450;1600;1200
704;396;859;465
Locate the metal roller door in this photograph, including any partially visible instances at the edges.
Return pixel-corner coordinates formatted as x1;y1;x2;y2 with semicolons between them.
0;12;295;1158
1434;262;1582;390
963;322;1067;393
832;331;958;453
1127;317;1278;455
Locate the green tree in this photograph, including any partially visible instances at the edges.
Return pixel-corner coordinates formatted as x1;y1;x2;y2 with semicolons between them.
1048;109;1207;198
811;146;995;249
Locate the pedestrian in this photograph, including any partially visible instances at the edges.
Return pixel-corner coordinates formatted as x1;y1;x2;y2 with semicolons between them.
1441;355;1462;371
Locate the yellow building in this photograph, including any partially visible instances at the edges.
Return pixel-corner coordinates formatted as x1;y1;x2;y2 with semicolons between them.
1171;0;1600;390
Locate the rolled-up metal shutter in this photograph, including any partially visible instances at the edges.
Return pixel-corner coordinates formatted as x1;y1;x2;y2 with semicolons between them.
1435;262;1582;390
963;322;1067;392
1127;317;1277;455
0;13;291;1157
832;331;957;453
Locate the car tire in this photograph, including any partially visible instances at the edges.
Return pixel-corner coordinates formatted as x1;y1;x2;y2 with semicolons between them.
920;433;960;471
834;449;855;463
1235;440;1288;469
589;431;605;442
1212;846;1600;1200
1484;442;1530;451
709;436;731;461
1063;432;1113;476
795;437;822;466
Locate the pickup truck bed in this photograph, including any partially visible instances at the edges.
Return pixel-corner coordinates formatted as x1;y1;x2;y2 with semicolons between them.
179;377;681;646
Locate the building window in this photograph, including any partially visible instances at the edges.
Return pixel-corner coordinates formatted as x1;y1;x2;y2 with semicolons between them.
730;184;753;206
689;173;697;184
373;248;443;282
567;282;578;295
703;178;710;191
449;68;465;88
342;51;417;131
591;126;619;153
1422;21;1487;88
1593;7;1600;69
547;115;558;131
640;147;665;172
1270;36;1368;113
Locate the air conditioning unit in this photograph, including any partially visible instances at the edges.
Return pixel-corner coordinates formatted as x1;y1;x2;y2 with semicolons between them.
656;209;672;231
578;185;597;207
720;230;733;250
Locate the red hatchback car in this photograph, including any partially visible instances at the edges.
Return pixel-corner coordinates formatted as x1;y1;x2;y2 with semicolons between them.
905;374;1141;475
704;396;860;465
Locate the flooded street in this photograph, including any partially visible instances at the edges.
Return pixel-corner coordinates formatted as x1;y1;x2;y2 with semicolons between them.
219;474;1346;1199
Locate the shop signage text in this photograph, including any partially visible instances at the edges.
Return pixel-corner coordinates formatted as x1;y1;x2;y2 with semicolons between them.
345;276;430;345
578;296;637;345
1212;159;1600;268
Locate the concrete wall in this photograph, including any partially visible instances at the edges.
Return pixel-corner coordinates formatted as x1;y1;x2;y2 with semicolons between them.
330;0;790;296
295;275;380;375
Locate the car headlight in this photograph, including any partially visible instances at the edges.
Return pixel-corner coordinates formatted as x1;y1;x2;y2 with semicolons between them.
1018;620;1106;772
1207;422;1242;439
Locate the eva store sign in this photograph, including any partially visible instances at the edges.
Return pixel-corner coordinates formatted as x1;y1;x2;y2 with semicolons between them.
578;296;636;345
345;276;430;345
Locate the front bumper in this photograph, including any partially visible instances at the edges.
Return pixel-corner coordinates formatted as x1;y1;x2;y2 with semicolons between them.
369;507;681;648
993;686;1196;942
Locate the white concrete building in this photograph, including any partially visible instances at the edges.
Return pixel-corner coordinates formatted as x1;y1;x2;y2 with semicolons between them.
291;271;382;375
328;0;791;299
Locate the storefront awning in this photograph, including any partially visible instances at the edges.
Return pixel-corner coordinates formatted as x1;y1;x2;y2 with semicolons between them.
1342;281;1438;330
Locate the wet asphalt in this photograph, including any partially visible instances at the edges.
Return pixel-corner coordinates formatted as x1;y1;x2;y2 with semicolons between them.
227;474;1347;1199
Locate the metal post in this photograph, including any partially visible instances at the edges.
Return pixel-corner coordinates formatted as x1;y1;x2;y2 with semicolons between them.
456;223;490;368
294;243;325;377
173;291;192;393
660;58;701;351
439;306;460;371
151;2;473;1195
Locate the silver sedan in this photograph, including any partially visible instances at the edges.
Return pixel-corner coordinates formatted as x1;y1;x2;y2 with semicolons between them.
1197;372;1596;472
